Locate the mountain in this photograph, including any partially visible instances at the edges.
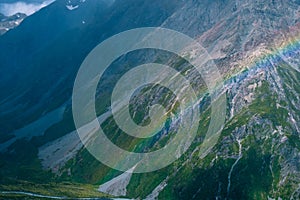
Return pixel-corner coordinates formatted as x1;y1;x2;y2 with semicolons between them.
1;0;300;199
0;0;55;33
0;0;111;134
0;0;55;15
0;12;26;35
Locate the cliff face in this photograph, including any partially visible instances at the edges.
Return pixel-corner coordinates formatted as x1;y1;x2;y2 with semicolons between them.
1;0;300;199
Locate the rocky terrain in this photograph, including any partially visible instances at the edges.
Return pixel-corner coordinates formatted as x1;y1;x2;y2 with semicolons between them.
0;0;300;199
0;12;26;35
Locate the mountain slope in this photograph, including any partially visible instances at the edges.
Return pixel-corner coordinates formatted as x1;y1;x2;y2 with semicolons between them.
1;0;300;199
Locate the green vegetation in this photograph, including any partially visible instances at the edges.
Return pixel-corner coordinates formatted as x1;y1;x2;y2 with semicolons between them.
0;180;109;199
1;59;299;200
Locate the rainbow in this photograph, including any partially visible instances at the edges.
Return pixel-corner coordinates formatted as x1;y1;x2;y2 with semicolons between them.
226;30;300;84
100;28;300;179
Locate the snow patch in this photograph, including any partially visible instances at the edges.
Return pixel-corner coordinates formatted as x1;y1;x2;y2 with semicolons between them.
66;4;79;10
